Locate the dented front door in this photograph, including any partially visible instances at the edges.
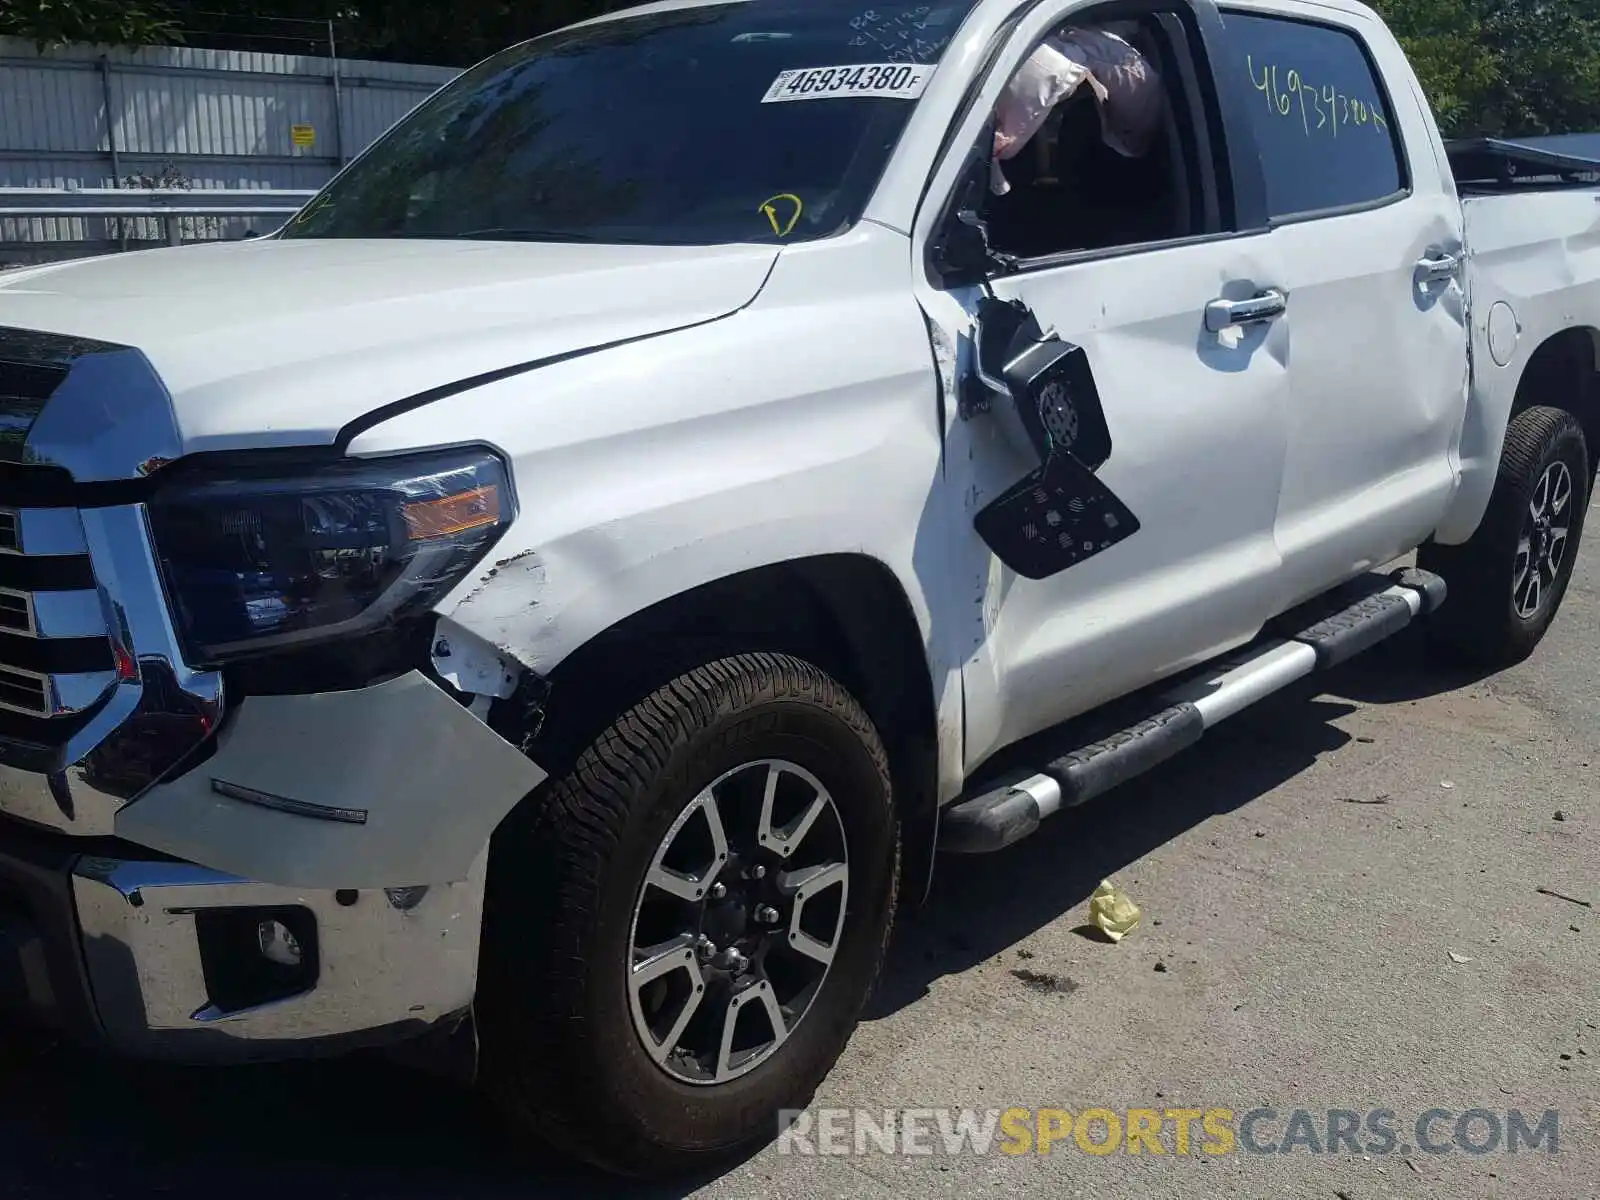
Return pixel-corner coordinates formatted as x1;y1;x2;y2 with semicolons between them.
924;239;1294;770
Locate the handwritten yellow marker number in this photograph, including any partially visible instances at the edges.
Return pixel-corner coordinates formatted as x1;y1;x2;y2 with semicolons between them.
760;193;804;237
293;194;331;225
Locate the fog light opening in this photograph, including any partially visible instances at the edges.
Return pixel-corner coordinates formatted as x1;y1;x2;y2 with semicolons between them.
257;918;304;967
194;905;319;1015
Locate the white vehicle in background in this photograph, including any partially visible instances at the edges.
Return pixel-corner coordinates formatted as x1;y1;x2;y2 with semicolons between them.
0;0;1595;1179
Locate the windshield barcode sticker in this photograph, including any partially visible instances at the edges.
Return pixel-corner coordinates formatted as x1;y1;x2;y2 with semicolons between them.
762;63;935;103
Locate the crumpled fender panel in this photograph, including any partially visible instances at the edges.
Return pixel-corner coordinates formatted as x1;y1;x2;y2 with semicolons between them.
118;671;546;889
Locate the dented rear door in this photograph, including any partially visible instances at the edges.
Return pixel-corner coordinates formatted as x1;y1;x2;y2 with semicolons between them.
1217;3;1468;609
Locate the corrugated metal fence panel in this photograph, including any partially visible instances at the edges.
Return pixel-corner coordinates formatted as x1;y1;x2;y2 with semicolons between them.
110;62;341;159
0;36;459;260
345;82;435;153
0;59;107;153
0;36;460;85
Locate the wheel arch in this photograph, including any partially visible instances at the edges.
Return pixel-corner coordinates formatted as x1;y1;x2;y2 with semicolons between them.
1511;326;1600;475
1437;323;1600;545
499;553;945;907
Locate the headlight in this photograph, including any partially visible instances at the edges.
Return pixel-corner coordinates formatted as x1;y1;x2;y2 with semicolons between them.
147;448;513;666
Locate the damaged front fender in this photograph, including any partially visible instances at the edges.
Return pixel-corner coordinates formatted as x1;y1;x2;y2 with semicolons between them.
117;671;547;889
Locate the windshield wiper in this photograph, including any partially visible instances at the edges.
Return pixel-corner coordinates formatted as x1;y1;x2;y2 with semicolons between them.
452;227;615;243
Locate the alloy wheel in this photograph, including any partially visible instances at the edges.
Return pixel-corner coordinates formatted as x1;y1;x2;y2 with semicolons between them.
626;759;850;1085
1513;459;1573;620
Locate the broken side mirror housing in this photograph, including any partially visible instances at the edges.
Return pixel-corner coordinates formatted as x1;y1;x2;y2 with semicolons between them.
931;208;998;290
930;124;1003;290
965;300;1140;581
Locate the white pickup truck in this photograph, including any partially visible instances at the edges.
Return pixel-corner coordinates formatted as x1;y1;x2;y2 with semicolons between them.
0;0;1596;1178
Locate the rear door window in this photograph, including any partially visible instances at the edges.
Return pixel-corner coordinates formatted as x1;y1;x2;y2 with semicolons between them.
1222;11;1406;219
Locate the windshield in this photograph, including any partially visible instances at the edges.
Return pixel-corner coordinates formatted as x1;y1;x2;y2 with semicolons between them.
281;1;978;247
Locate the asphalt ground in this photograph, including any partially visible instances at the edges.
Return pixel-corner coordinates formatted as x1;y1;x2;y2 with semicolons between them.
2;536;1595;1200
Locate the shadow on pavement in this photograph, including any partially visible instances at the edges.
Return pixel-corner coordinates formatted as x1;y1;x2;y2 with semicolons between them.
0;1030;679;1199
873;624;1494;1017
0;625;1480;1198
869;681;1356;1017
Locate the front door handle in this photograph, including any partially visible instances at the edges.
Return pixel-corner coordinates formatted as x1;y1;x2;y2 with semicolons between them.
1205;288;1288;333
1415;251;1461;284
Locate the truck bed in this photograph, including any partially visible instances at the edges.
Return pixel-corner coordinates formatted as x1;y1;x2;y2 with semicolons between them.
1446;133;1600;195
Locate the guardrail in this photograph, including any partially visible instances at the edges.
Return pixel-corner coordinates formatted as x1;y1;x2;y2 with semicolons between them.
0;188;318;246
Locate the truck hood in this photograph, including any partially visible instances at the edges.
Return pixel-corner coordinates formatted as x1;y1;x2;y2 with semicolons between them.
0;237;779;455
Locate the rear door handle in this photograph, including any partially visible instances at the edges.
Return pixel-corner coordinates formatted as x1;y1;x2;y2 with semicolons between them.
1204;288;1287;333
1415;251;1461;284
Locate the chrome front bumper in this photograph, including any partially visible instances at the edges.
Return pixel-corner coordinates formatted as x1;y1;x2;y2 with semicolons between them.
0;822;487;1059
73;852;490;1057
0;665;546;1059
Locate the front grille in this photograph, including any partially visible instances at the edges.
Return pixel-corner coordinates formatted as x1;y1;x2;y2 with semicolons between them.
0;590;30;635
0;550;95;592
0;506;115;732
0;359;68;462
0;330;126;743
0;665;47;715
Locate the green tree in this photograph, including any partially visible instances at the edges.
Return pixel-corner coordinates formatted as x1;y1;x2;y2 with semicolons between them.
1372;0;1600;136
0;0;179;47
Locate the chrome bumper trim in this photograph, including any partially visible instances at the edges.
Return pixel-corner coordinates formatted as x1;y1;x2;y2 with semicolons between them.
70;849;486;1055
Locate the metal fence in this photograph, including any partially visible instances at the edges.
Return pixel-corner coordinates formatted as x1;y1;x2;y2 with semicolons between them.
0;35;460;263
0;186;318;252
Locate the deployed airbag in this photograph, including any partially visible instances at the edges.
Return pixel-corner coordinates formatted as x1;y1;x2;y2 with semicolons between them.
990;28;1164;194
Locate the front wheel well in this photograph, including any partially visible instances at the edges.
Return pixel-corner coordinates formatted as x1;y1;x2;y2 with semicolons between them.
502;554;942;904
1512;327;1600;471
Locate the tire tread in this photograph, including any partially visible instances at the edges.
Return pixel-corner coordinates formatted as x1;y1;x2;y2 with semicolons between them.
479;651;897;1177
1420;404;1589;666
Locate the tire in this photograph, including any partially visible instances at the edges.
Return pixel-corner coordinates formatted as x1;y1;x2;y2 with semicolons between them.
1419;404;1590;667
477;652;900;1178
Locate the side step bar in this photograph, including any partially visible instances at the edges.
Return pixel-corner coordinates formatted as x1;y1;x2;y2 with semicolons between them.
939;567;1446;854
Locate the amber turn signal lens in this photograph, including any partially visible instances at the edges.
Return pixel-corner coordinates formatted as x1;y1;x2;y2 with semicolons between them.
402;484;502;540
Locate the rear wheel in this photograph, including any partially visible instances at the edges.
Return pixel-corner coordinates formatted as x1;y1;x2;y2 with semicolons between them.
477;652;899;1178
1420;405;1589;667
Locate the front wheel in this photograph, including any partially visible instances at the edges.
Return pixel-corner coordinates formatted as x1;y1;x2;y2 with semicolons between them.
1420;404;1590;667
477;652;899;1178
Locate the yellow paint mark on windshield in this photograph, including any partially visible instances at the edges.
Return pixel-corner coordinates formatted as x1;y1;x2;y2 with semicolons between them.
760;193;804;237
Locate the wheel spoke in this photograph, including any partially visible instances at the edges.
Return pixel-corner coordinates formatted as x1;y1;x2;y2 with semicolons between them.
1549;526;1569;571
629;939;706;1065
1530;471;1550;520
646;864;707;902
1551;464;1572;515
701;787;730;863
651;988;707;1066
778;860;848;899
781;861;848;967
711;981;787;1082
789;928;837;965
632;937;697;986
1513;540;1531;604
756;764;781;848
754;982;790;1044
1517;568;1541;619
757;764;830;858
714;987;748;1081
642;788;729;902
